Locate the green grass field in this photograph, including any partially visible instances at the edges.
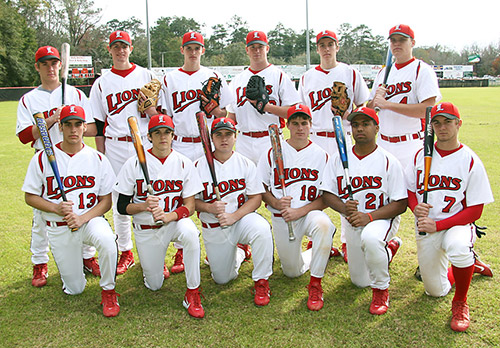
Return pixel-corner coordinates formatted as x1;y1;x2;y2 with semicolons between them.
1;88;499;347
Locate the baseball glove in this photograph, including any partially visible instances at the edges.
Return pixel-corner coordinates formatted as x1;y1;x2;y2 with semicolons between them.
246;75;269;114
200;77;221;115
331;81;351;117
137;79;161;113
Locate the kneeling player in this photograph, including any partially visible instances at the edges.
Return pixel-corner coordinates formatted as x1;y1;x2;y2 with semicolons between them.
322;107;407;315
195;118;274;306
114;114;205;319
257;104;335;311
23;105;120;317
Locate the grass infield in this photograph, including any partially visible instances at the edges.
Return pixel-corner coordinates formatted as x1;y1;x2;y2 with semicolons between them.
0;87;499;347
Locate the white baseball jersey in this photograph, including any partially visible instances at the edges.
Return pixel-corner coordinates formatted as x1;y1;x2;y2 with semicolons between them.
89;64;156;137
321;146;407;210
194;151;264;224
299;63;370;134
22;144;116;222
370;58;441;136
228;65;301;132
16;85;94;150
406;144;494;221
257;140;328;214
160;67;232;137
114;149;203;225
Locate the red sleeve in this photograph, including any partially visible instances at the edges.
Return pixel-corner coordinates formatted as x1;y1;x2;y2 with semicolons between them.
18;126;36;144
407;190;418;212
435;204;484;231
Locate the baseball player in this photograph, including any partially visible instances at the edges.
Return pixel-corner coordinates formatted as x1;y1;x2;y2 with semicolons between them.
406;102;494;332
257;104;335;311
89;30;160;276
194;117;274;306
367;24;441;171
22;105;120;317
298;29;371;262
114;114;205;318
321;107;407;315
157;31;233;273
16;45;99;287
227;30;301;164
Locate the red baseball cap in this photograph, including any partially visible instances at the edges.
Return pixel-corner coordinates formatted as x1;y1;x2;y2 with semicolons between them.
109;30;132;46
211;117;237;134
431;102;460;120
35;46;60;63
316;30;338;44
347;106;379;125
148;114;174;133
60;105;86;123
182;32;204;47
246;31;268;46
287;104;312;120
388;24;415;39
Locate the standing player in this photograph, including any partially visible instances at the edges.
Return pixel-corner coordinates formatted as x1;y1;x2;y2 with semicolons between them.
16;45;99;287
298;29;370;262
227;30;301;164
22;105;120;317
406;102;494;332
367;24;440;171
194;117;274;306
114;114;205;318
89;30;158;276
257;104;335;311
321;107;407;315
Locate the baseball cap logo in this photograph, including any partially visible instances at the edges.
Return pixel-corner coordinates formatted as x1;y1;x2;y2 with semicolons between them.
46;47;53;54
190;32;196;39
159;115;166;123
70;106;77;114
436;103;444;112
254;32;260;38
116;31;122;38
295;105;302;111
395;25;401;31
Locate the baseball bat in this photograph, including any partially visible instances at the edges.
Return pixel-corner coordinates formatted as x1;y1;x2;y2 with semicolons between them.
420;106;434;236
60;43;70;105
127;116;162;225
374;48;393;112
33;112;77;232
268;124;295;242
333;116;353;200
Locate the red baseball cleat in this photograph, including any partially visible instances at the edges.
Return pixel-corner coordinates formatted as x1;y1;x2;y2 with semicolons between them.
237;243;252;261
163;263;170;279
171;249;184;274
83;257;101;277
369;288;389;315
183;287;205;318
116;250;135;275
341;243;348;263
307;282;324;311
387;237;402;263
451;300;470;332
254;279;270;306
474;258;493;277
32;263;48;287
101;289;120;317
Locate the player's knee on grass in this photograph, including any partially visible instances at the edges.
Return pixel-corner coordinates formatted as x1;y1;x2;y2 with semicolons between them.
62;275;86;295
143;273;164;291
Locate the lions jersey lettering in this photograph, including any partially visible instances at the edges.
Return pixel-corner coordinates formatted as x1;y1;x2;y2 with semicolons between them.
336;175;383;199
416;171;462;194
307;87;332;112
235;85;276;108
135;179;184;198
385;81;412;101
200;179;247;202
172;89;203;113
273;167;319;188
105;89;141;116
46;175;96;198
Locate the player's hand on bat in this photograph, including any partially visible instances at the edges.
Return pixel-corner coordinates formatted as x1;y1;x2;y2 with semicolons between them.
145;195;160;210
276;196;292;211
414;202;432;218
63;212;84;230
417;216;437;233
210;200;227;216
372;86;388;111
345;200;359;216
47;106;62;129
346;211;370;227
217;212;237;227
281;207;301;223
149;205;169;224
56;200;74;216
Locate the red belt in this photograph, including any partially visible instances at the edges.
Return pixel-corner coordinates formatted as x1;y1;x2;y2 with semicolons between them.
173;135;201;143
242;131;269;138
106;136;133;142
380;132;422;143
46;221;67;227
315;131;336;138
201;222;221;229
135;224;162;230
273;213;283;218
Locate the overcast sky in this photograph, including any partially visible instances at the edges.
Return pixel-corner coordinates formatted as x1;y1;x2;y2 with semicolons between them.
100;0;499;52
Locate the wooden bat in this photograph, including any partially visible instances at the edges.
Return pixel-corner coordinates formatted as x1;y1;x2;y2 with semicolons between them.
332;115;353;200
268;124;295;242
420;106;434;236
60;43;70;105
127;116;162;225
374;48;393;112
33;112;77;231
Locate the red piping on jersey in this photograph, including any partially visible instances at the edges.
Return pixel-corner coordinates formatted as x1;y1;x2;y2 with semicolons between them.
179;68;199;76
111;63;137;78
352;145;377;160
352;69;356;91
435;144;463;157
394;57;416;69
248;64;271;74
315;66;329;74
37;151;44;172
147;148;171;164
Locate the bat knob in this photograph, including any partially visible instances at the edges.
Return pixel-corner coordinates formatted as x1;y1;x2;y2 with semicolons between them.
374;107;381;112
419;232;427;236
288;236;296;242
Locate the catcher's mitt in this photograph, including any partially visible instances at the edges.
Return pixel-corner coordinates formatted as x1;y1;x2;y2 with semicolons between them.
331;81;351;117
200;77;221;115
246;75;269;114
137;79;161;113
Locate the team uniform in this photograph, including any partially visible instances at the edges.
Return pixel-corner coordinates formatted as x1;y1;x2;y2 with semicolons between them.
406;144;494;297
114;149;203;292
22;143;117;295
228;65;301;164
321;145;406;289
160;67;232;161
257;140;335;278
16;84;96;269
89;63;157;253
195;151;273;285
298;63;370;155
370;57;441;170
